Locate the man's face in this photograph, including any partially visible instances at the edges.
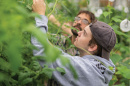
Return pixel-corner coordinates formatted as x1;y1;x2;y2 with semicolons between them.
74;26;92;51
72;13;91;36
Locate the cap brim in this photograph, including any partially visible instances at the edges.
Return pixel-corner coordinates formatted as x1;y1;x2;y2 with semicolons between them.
102;48;110;60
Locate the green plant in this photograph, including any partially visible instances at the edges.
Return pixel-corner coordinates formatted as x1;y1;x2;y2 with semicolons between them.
0;0;75;85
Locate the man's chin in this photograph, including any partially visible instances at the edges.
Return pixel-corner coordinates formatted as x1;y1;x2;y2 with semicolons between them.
74;41;78;47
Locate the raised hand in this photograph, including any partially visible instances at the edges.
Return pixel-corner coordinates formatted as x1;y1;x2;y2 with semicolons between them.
32;0;46;15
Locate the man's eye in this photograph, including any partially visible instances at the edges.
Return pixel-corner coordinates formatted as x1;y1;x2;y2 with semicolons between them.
83;30;87;36
82;19;89;25
77;17;80;21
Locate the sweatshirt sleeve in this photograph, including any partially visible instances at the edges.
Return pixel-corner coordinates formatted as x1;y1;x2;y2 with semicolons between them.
35;15;48;33
31;15;48;56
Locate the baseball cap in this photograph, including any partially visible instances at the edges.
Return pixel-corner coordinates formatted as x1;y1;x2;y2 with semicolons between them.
89;21;116;60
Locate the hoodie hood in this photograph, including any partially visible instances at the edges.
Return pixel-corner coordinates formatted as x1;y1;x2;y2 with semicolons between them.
82;55;115;84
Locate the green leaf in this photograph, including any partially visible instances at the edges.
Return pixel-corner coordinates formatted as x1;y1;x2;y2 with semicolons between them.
26;4;32;10
109;75;118;86
0;58;10;70
116;65;130;79
108;23;113;26
69;63;78;79
60;56;70;66
109;66;114;71
18;72;31;81
87;0;90;5
103;12;112;18
0;73;7;81
121;59;130;69
6;39;22;72
114;30;129;37
32;61;41;70
112;17;122;23
71;27;78;32
21;78;33;85
110;53;122;64
56;67;66;75
41;67;55;79
46;0;53;3
107;5;115;10
113;83;125;86
44;46;62;62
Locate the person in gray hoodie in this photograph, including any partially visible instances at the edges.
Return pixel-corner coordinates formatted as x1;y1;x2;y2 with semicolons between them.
31;0;116;86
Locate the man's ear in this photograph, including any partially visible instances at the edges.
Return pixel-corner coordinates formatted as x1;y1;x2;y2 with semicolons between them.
88;44;97;52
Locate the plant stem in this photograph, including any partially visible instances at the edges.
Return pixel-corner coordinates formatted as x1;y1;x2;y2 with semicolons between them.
45;0;51;12
47;0;58;18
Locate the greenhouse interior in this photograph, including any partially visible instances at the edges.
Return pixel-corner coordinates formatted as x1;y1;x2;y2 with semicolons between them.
0;0;130;86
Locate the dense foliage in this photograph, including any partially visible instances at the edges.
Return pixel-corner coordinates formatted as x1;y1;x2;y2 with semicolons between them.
0;0;130;86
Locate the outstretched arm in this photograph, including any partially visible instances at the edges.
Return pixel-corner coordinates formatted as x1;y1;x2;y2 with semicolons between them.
48;14;73;36
31;0;48;56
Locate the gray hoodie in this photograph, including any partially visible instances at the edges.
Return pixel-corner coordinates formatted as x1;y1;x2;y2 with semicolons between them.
31;15;115;86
